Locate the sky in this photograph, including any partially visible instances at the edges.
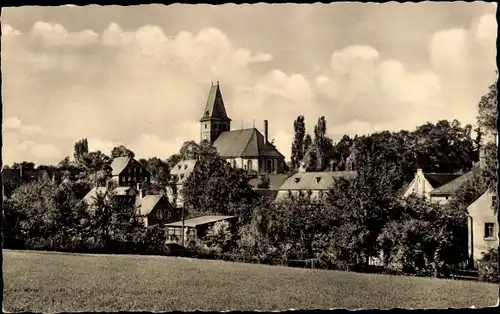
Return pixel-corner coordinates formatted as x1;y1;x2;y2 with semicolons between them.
1;2;497;166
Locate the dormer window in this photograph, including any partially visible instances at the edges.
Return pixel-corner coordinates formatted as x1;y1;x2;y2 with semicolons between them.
180;174;184;180
315;177;321;183
178;165;181;170
294;177;300;183
184;165;188;170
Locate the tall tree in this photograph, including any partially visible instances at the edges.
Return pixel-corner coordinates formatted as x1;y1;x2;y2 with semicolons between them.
74;138;89;164
111;145;135;159
179;141;200;160
291;116;306;170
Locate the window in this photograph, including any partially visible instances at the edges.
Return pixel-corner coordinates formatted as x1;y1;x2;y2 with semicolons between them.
315;177;321;183
294;177;300;183
184;165;188;170
485;223;495;239
205;124;207;129
156;209;164;220
180;174;184;180
178;165;181;170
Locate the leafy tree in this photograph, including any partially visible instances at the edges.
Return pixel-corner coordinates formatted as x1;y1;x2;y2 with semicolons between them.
325;159;402;266
257;173;270;189
179;141;200;160
143;157;170;190
74;138;89;164
477;82;497;134
291;115;306;169
204;220;233;253
314;116;331;171
182;141;256;217
111;145;135;158
12;161;35;171
477;248;499;283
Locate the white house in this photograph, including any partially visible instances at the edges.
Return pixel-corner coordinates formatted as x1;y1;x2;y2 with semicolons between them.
402;169;463;201
467;190;498;262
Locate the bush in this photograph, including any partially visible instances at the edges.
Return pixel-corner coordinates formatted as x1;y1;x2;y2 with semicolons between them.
477;248;499;283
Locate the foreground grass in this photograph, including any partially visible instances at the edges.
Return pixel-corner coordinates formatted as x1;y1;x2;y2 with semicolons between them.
3;250;498;312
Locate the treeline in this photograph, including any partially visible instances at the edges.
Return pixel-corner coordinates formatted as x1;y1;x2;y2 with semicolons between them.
2;81;497;283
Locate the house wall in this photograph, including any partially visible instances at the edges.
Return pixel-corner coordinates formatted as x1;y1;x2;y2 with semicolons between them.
403;170;434;199
276;189;326;201
117;163;150;187
429;195;450;204
467;191;499;261
227;157;285;174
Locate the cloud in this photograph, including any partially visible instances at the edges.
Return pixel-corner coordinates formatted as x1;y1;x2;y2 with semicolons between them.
4;116;22;129
1;11;496;165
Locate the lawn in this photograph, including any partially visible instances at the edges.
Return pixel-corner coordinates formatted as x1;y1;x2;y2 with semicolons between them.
3;250;498;312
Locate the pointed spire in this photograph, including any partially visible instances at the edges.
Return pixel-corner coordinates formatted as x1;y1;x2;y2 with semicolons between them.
200;81;231;122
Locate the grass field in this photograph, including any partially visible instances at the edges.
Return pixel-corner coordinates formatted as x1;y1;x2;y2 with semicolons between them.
3;250;498;312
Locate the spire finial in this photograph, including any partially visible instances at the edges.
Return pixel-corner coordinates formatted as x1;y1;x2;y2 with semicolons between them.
217;80;219;86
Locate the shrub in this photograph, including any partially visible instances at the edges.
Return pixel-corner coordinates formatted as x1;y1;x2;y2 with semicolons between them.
477;248;499;283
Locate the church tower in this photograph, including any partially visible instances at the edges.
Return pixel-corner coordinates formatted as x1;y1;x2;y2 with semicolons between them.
200;81;232;143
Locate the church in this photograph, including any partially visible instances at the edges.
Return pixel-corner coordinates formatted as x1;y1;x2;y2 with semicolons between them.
199;81;286;174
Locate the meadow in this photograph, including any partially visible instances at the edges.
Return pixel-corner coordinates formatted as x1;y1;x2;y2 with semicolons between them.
3;249;498;312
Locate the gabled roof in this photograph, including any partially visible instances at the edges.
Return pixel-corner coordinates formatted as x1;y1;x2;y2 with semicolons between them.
200;82;231;122
430;171;474;196
248;173;293;190
82;186;137;205
278;171;357;190
136;194;169;215
213;128;284;158
170;159;197;184
111;157;132;176
423;173;462;189
165;215;237;228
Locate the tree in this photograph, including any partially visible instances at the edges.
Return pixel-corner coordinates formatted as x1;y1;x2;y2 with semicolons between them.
182;141;256;217
12;161;35;171
291;116;306;169
204;220;233;253
179;141;200;160
144;157;170;192
325;158;402;266
314;116;327;171
477;82;497;134
111;145;135;159
74;138;89;164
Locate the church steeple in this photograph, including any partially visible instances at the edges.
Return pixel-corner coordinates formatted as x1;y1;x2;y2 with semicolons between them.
200;81;232;143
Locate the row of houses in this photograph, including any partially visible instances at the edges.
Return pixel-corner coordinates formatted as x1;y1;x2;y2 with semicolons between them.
2;82;497;263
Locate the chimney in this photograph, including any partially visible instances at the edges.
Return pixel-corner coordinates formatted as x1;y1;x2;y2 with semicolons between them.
264;120;269;144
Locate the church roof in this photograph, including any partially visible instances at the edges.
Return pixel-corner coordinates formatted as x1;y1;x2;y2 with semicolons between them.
213;128;284;158
200;82;231;122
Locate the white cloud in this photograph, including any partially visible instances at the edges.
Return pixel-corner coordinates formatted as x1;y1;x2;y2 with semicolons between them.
4;116;22;129
30;21;99;47
1;12;497;165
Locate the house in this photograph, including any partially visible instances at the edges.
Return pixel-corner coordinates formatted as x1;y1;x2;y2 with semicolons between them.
82;183;177;227
200;82;286;174
402;169;463;201
248;173;293;200
135;192;178;227
467;190;498;263
165;215;237;245
110;156;151;187
2;166;54;200
166;159;197;208
428;171;474;204
276;170;357;200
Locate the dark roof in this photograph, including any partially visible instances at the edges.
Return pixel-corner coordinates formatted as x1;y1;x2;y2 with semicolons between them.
165;215;237;228
423;173;463;189
430;171;474;196
1;168;52;184
136;194;170;215
200;82;231;122
213;128;284;158
248;173;293;190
